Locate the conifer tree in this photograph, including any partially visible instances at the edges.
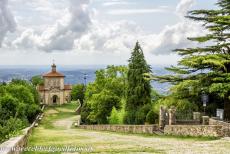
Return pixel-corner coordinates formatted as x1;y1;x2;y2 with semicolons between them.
124;42;152;124
152;0;230;119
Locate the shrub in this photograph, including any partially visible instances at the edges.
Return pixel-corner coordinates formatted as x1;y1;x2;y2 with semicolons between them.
135;104;151;124
146;110;158;124
109;107;119;124
0;117;26;143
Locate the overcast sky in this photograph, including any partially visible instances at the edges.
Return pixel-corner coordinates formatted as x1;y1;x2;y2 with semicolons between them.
0;0;216;66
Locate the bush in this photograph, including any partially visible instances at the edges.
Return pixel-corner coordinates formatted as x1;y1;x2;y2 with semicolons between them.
81;102;92;124
0;117;26;143
146;110;158;124
0;80;41;143
109;107;119;124
71;84;85;103
109;106;125;124
123;110;136;124
135;104;151;124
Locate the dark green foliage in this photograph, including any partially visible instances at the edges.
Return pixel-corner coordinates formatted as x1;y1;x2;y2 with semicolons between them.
30;75;44;87
80;102;92;124
81;65;127;124
0;117;26;143
146;110;158;124
0;79;41;142
108;99;126;124
0;95;19;123
152;0;230;118
124;42;152;124
71;84;85;104
88;90;120;124
135;104;151;124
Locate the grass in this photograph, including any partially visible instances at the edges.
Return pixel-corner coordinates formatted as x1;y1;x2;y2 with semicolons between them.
41;102;79;129
23;102;230;154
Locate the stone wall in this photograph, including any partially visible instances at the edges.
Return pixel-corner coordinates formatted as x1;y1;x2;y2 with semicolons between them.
0;105;45;154
176;120;200;125
209;118;230;137
164;125;223;137
78;125;159;134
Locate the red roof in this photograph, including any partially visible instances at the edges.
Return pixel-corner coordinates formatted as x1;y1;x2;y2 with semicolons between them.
64;85;72;90
43;71;65;77
38;85;45;91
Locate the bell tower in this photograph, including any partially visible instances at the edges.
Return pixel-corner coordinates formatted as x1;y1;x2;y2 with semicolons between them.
51;63;56;72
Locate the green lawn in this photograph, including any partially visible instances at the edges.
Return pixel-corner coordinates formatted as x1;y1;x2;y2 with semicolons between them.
23;102;230;154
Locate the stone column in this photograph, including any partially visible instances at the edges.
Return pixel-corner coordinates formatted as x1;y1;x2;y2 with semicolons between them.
202;116;209;125
159;106;166;129
169;107;176;125
193;112;201;121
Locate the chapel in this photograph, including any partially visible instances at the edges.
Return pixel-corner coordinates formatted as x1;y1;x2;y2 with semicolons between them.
38;63;72;105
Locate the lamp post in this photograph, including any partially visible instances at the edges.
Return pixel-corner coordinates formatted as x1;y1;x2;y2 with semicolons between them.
83;73;88;87
201;91;209;115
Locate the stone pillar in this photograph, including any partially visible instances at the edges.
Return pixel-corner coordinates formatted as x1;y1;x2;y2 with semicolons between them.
202;116;209;125
159;106;166;129
193;112;201;121
75;115;81;127
169;107;176;125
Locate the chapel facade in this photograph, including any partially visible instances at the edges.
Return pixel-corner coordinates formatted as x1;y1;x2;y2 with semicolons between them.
38;63;72;105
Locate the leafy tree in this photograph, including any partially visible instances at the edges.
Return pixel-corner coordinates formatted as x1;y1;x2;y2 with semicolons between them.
31;75;44;87
109;99;126;124
11;79;40;105
0;117;26;143
81;102;92;124
109;107;119;124
71;84;85;104
124;42;152;124
0;79;41;142
81;65;127;124
0;95;19;124
146;110;158;124
150;0;230;119
88;90;120;124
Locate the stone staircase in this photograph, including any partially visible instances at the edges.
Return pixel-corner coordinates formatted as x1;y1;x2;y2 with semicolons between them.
153;129;164;135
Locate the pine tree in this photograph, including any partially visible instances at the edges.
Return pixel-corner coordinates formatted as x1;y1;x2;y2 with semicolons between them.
124;42;152;124
152;0;230;119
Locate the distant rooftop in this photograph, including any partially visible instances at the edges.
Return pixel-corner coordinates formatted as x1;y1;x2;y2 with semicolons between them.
43;63;65;77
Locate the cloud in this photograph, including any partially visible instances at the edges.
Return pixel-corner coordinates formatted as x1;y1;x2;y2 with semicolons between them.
0;0;16;47
76;0;203;55
146;0;205;55
145;21;204;55
176;0;195;18
13;0;91;52
75;20;139;54
107;8;168;15
10;0;204;57
103;1;136;6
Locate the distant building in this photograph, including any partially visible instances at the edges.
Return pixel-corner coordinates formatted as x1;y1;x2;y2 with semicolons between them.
38;63;72;105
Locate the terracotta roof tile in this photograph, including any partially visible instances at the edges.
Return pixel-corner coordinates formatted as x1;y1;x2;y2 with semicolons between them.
38;85;45;91
43;71;65;77
64;85;72;90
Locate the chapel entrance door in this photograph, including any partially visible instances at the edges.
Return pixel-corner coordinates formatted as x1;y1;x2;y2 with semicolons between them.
52;95;58;104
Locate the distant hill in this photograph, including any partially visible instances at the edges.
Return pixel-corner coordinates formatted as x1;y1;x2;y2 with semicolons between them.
0;65;171;94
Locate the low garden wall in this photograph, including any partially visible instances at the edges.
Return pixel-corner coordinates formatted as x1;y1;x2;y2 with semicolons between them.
78;125;159;134
209;118;230;137
164;125;223;137
176;120;200;125
0;105;45;154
